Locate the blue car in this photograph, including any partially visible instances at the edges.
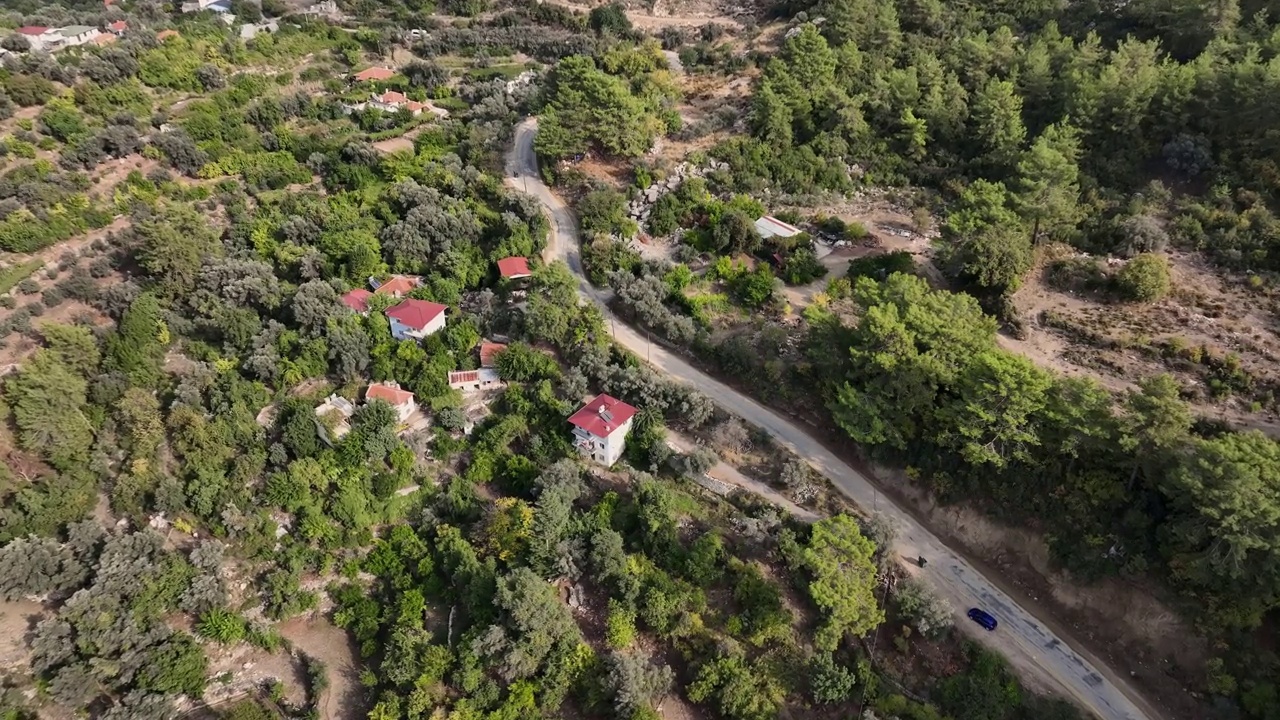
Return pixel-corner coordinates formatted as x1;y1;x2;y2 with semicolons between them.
967;608;998;631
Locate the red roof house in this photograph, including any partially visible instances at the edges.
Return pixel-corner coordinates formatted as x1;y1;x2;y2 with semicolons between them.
353;66;395;82
108;20;128;33
17;26;49;36
341;288;372;313
371;274;421;297
479;342;507;368
497;256;532;280
569;394;637;466
385;299;447;341
365;381;417;421
366;381;414;405
379;90;408;104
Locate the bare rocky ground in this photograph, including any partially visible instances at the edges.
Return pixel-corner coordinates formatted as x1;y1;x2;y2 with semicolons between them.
1002;246;1280;438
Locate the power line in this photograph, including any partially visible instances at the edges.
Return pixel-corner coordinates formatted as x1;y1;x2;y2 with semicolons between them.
854;564;898;719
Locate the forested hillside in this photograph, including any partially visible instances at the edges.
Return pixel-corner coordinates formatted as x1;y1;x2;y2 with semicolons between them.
3;0;1280;719
0;2;1105;720
545;0;1280;718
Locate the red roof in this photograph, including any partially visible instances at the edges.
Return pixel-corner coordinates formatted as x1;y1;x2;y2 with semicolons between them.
17;27;49;35
385;299;447;331
372;275;420;296
479;342;506;368
366;382;414;407
449;370;479;384
379;90;408;104
90;33;118;45
497;256;532;278
341;288;372;313
354;67;395;82
568;394;637;438
108;21;127;31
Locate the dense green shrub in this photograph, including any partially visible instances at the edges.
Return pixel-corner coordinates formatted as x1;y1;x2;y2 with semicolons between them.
1115;253;1171;302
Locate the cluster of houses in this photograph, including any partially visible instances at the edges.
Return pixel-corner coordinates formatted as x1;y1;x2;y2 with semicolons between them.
344;66;451;119
7;21;126;53
340;259;532;341
318;258;637;465
3;12;277;55
175;0;280;35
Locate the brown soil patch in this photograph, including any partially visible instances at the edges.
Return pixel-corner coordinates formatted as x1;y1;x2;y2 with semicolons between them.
573;155;634;188
1003;247;1280;437
279;615;365;720
0;300;113;370
372;135;415;155
88;155;163;200
0;600;44;672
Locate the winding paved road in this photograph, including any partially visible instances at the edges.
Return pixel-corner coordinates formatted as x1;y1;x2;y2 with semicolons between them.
504;118;1158;720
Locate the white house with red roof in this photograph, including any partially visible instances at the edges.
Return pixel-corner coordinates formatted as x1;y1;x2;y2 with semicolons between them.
368;90;425;115
107;21;128;35
569;394;637;466
15;26;60;51
385;299;447;341
341;288;372;314
365;381;417;422
345;90;450;119
497;256;532;281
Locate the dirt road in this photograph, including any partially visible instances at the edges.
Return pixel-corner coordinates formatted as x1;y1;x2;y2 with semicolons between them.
539;0;744;29
505;117;1159;720
665;431;820;521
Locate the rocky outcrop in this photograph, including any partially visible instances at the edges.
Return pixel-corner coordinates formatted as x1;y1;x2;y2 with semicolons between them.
626;159;730;226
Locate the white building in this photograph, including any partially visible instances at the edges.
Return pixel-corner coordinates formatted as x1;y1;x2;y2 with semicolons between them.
56;25;101;47
14;27;61;52
569;394;637;466
239;20;279;40
365;382;417;423
447;368;503;392
754;215;803;242
181;0;232;12
385;299;447;342
314;394;355;444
